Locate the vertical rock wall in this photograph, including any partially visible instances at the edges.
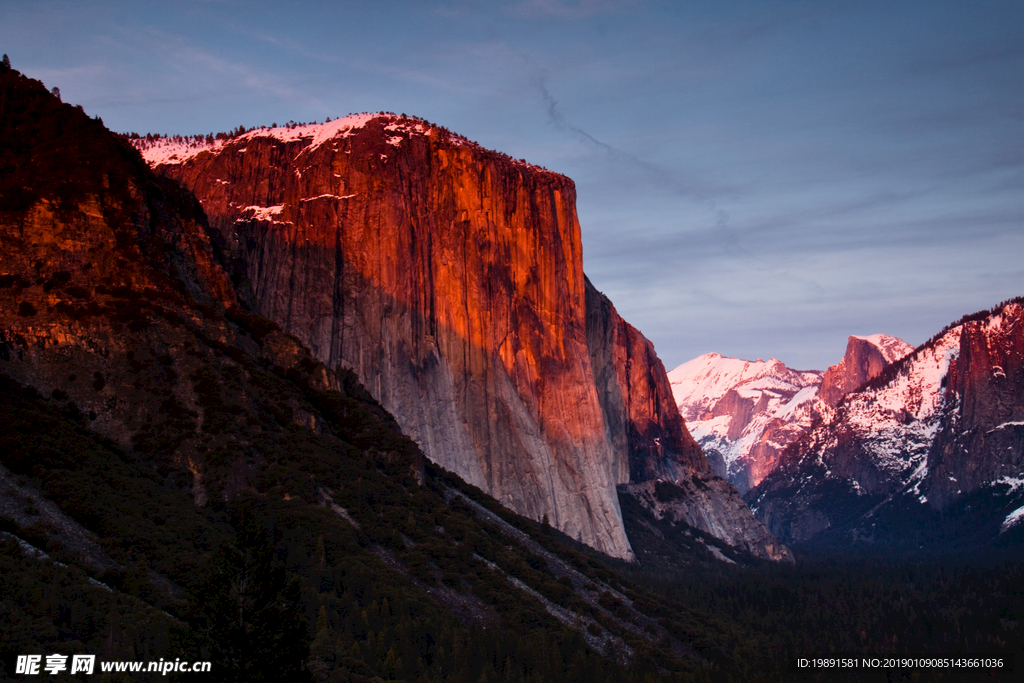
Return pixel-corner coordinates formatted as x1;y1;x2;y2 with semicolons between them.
146;116;789;562
926;303;1024;507
584;277;708;483
155;119;634;558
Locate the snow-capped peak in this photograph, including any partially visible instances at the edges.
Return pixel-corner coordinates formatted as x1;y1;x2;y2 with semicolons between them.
668;353;824;491
668;353;820;419
669;333;918;493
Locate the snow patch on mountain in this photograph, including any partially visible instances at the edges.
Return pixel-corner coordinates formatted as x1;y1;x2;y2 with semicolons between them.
300;194;358;202
1001;505;1024;533
775;384;819;421
241;205;284;221
668;354;822;491
133;113;389;165
989;421;1024;433
131;113;543;171
993;476;1024;493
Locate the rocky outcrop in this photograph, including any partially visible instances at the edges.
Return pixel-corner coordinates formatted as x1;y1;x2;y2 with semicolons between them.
584;278;707;483
0;68;232;457
585;281;791;559
620;479;794;563
747;300;1024;551
0;68;416;510
139;116;788;562
818;335;912;407
925;303;1024;509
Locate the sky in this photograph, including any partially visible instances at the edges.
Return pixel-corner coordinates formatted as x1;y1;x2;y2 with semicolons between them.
2;0;1021;370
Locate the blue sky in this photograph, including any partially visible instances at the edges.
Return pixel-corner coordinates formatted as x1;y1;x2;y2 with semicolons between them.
3;0;1021;369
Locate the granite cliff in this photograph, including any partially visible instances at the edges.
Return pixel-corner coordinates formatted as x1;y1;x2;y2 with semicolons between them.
137;115;787;561
817;334;913;408
584;278;707;483
584;281;791;562
3;69;777;679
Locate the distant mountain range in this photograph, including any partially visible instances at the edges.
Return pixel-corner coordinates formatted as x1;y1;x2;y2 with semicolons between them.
668;334;912;493
670;301;1024;554
749;299;1024;553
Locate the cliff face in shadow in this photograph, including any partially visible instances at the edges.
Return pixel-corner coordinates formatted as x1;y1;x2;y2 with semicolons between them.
584;277;707;482
141;115;788;562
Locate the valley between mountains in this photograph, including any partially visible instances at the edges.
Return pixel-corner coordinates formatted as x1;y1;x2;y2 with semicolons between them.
1;62;1021;682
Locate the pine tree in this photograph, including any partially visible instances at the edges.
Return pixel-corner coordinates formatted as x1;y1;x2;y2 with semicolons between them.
2;54;10;69
190;508;312;682
309;605;336;662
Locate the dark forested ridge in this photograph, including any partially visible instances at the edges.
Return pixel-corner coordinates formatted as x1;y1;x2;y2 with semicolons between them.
0;59;1020;681
4;361;1019;683
0;369;735;682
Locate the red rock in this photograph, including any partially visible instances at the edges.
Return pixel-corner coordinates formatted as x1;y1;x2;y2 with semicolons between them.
819;335;912;407
142;116;786;561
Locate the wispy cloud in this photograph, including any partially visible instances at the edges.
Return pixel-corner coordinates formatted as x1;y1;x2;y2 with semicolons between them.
509;0;635;19
352;58;487;96
161;39;315;103
534;73;733;201
906;40;1024;78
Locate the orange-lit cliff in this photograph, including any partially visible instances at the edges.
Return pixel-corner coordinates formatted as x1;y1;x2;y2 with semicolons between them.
139;115;787;561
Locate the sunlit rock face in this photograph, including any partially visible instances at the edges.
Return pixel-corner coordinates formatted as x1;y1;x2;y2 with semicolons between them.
927;303;1024;509
140;115;789;562
142;116;635;558
0;67;236;458
747;301;1024;550
818;335;913;408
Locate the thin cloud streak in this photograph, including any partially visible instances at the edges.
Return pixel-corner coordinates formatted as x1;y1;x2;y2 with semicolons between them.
534;74;733;202
509;0;635;20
